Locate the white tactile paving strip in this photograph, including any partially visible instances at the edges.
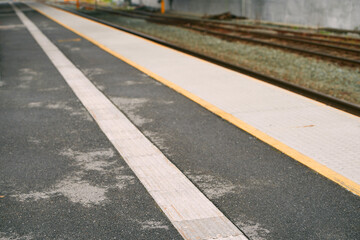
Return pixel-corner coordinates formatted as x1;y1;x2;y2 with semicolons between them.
26;2;360;194
12;4;248;240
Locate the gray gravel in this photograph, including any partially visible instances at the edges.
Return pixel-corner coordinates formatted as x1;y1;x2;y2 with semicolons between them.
80;10;360;104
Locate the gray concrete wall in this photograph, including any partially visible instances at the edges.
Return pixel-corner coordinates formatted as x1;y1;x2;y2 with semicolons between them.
172;0;243;16
131;0;243;14
250;0;360;30
132;0;160;8
131;0;360;30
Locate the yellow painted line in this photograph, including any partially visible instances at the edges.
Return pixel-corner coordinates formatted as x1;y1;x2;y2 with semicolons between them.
30;4;360;196
44;3;229;67
57;37;81;42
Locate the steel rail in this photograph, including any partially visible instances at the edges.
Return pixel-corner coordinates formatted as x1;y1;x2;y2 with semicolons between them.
207;22;360;48
319;27;360;35
203;21;360;44
273;34;360;49
46;5;360;116
196;22;360;54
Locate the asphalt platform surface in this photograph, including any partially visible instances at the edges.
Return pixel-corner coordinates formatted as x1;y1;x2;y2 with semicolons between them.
0;2;359;240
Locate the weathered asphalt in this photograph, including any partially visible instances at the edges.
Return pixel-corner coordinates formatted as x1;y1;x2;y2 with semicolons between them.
1;2;359;239
0;3;182;239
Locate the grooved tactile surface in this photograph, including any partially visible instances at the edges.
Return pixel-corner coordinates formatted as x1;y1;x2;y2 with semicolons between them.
13;4;248;240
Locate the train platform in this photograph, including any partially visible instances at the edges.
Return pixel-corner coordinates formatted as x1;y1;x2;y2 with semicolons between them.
0;1;359;239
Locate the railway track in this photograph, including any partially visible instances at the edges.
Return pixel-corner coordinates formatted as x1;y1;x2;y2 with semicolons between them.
189;20;360;45
48;4;360;116
97;7;360;45
194;21;360;49
101;7;360;66
182;25;360;66
187;22;360;53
